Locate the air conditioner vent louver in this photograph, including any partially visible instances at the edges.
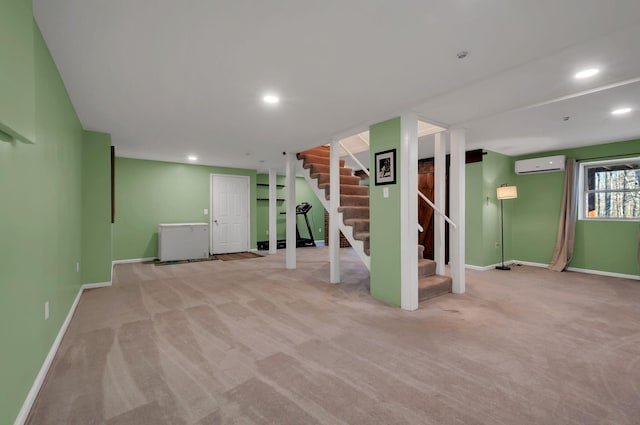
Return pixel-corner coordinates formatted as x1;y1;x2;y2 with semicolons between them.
515;155;566;175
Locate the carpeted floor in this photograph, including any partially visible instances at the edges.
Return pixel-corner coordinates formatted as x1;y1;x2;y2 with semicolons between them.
26;247;640;424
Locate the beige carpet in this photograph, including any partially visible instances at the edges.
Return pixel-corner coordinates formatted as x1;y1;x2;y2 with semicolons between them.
26;248;640;424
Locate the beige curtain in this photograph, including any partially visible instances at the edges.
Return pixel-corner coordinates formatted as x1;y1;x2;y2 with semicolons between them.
549;159;578;272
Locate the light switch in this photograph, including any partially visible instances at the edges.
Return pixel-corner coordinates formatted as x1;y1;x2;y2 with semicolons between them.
383;187;389;198
204;209;209;215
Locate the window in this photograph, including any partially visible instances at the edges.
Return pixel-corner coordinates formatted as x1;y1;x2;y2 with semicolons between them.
579;157;640;220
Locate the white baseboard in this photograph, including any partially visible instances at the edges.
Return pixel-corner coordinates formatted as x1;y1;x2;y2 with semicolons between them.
14;277;114;425
14;286;83;425
465;260;516;271
499;259;640;280
566;266;640;281
249;248;258;252
112;257;156;265
511;260;549;268
82;281;112;290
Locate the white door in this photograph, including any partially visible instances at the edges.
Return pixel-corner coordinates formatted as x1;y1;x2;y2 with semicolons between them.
211;174;249;254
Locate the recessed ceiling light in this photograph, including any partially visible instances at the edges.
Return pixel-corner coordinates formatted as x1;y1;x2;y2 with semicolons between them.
574;68;599;79
187;155;198;161
611;107;632;115
263;95;280;104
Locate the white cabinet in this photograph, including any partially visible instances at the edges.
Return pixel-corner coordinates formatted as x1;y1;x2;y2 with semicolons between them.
158;223;209;262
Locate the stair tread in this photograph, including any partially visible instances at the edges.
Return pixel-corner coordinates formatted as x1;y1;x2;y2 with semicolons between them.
354;231;370;240
306;164;354;175
343;217;370;223
418;274;452;301
337;206;370;212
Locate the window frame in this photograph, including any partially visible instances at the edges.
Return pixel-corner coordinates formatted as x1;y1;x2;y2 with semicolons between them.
577;157;640;222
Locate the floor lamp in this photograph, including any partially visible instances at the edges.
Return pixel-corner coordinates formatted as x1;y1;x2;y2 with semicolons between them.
496;184;518;270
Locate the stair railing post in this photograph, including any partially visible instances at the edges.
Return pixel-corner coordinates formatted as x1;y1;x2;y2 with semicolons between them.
329;140;341;283
285;153;297;269
434;131;447;275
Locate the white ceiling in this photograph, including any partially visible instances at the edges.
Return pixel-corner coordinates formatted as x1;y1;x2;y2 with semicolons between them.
33;1;640;172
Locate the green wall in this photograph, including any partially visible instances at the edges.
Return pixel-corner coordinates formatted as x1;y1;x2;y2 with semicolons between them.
0;0;35;144
463;151;514;268
512;139;640;276
465;161;484;266
255;174;326;243
81;131;112;284
481;151;515;266
112;158;257;260
369;118;402;305
0;17;84;425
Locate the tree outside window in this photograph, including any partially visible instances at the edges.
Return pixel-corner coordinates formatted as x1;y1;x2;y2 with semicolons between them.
581;158;640;220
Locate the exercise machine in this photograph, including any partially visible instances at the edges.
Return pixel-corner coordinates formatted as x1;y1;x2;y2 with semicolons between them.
257;202;317;249
295;202;316;247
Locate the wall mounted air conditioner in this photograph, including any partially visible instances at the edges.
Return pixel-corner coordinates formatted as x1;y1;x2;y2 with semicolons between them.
515;155;566;175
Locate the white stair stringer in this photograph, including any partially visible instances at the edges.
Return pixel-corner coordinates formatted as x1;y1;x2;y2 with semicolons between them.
297;161;371;271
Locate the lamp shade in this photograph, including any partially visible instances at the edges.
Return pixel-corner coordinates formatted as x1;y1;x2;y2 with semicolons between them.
497;185;518;200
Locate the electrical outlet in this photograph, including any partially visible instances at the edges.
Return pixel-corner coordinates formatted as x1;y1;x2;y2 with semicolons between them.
266;230;269;235
495;242;500;248
319;228;322;233
204;208;208;215
76;262;80;273
45;302;49;320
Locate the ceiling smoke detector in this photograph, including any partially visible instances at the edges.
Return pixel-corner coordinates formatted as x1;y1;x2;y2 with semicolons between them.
456;51;469;59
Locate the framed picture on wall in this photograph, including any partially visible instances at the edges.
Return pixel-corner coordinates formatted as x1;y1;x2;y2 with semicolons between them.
374;149;396;185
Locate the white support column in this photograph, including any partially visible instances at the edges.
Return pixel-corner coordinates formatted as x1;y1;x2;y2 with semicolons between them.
329;140;341;283
434;132;447;275
400;114;418;311
285;153;296;269
449;128;466;294
268;168;277;255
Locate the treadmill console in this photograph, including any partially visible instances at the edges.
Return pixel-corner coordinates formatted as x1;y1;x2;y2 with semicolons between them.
296;202;312;214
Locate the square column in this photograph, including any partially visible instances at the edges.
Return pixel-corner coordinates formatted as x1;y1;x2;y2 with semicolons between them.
285;153;296;269
268;169;278;254
400;114;418;311
369;115;418;309
329;141;341;283
449;128;466;293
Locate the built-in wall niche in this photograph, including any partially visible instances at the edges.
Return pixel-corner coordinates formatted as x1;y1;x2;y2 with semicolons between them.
256;183;285;201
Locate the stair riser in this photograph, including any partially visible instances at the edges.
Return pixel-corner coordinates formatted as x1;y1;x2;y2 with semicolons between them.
320;184;369;197
307;164;353;176
299;147;330;158
340;195;369;207
338;207;369;220
418;262;436;278
344;220;369;233
419;286;452;302
299;155;345;167
313;173;362;186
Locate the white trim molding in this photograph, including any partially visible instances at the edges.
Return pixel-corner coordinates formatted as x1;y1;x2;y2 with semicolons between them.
81;281;112;290
112;257;156;265
14;259;114;425
511;260;548;268
566;266;640;281
13;278;113;425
